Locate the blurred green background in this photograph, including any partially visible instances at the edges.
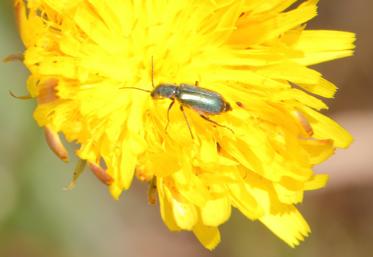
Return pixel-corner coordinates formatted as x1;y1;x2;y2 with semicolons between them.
1;1;372;257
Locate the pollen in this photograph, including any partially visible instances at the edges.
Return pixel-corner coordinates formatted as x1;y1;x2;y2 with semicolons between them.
14;0;355;250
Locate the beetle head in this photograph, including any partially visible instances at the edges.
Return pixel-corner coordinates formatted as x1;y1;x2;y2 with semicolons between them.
151;84;177;99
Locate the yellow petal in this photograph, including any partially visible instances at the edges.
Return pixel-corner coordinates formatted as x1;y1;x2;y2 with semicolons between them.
14;0;45;48
300;139;335;165
172;197;198;230
193;222;221;251
274;177;304;204
201;197;231;227
260;206;310;247
298;78;337;99
228;181;263;220
302;107;353;148
256;62;321;85
157;178;180;231
229;0;317;45
294;30;356;66
304;174;328;190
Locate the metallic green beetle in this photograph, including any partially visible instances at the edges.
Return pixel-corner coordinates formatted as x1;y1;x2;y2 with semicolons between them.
151;83;232;115
151;82;232;138
121;59;233;138
122;83;233;138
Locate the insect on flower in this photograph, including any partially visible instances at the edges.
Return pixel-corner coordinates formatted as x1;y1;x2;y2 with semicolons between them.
121;58;233;138
13;0;356;250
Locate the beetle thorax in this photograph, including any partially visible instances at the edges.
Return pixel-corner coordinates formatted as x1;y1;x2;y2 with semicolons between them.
151;84;178;99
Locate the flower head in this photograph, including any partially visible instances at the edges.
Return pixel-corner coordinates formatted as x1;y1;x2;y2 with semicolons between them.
15;0;355;249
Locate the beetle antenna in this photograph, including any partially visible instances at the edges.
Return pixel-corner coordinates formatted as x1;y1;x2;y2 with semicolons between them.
120;87;151;93
151;56;155;88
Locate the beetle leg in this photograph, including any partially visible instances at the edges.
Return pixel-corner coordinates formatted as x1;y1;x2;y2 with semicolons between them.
194;81;199;87
200;114;234;134
180;105;194;139
165;99;175;133
64;159;87;190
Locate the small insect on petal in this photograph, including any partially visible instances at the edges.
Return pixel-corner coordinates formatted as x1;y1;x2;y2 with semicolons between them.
44;126;69;162
88;162;114;185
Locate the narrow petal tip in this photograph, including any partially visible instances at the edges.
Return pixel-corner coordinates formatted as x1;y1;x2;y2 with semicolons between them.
88;162;114;186
44;126;69;162
3;53;24;63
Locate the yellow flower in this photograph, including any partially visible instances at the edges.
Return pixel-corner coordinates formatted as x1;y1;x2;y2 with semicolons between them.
14;0;355;250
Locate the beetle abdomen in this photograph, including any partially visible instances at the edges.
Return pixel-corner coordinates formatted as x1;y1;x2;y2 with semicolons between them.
178;84;228;114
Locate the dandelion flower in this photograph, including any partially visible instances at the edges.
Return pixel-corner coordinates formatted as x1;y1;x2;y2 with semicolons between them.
14;0;355;250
